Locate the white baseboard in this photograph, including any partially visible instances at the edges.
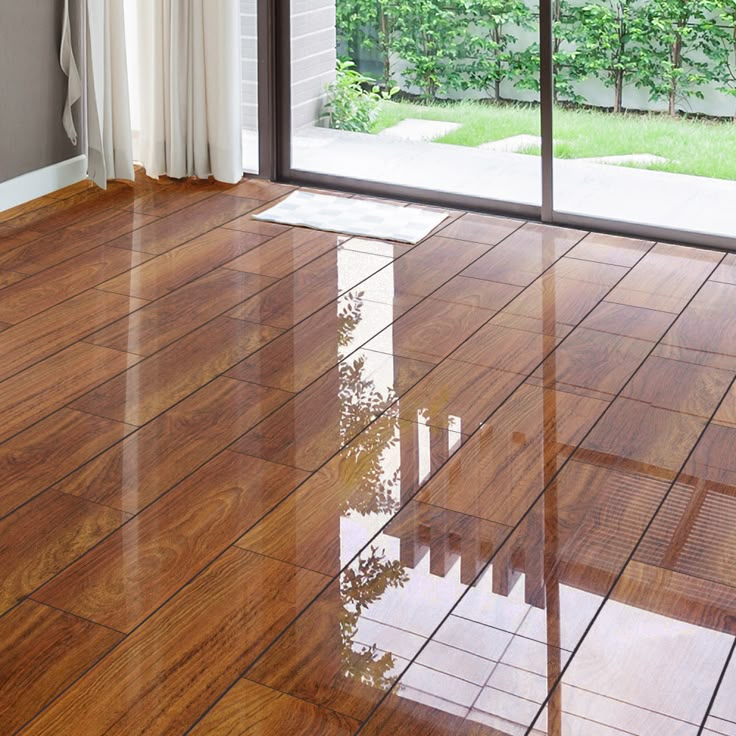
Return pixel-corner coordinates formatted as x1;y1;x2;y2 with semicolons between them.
0;155;88;214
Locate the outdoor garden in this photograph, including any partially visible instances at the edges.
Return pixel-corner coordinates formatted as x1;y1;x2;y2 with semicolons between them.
323;0;736;180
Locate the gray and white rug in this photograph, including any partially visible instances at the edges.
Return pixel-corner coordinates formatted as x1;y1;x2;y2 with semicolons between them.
254;191;449;244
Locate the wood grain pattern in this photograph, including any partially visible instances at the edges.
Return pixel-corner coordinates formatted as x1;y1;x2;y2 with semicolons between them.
462;223;584;286
0;289;147;382
0;600;123;734
0;408;134;518
223;228;348;279
580;300;677;342
397;359;525;433
237;418;462;575
0;269;27;287
227;247;392;328
106;194;262;255
606;242;721;313
98;227;265;300
417;384;608;525
0;196;58;223
439;212;522;245
56;377;292;513
430;275;522;312
0;490;129;613
87;268;274;355
0;209;159;274
37;451;308;632
22;549;328;736
0;342;140;443
365;296;495;365
0;246;152;323
71;316;282;425
190;679;360;736
247;505;509;721
711;253;736;285
226;178;295;200
566;231;653;267
232;348;433;471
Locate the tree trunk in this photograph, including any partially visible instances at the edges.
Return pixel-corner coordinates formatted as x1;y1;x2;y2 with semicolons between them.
614;69;624;113
494;79;501;101
380;9;391;89
669;33;683;117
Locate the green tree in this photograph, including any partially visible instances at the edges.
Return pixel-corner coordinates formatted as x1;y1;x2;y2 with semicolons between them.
565;0;650;113
461;0;534;101
336;0;397;90
389;0;468;99
714;3;736;120
641;0;731;116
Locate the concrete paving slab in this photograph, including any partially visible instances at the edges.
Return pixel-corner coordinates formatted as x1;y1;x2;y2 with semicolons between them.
379;119;462;142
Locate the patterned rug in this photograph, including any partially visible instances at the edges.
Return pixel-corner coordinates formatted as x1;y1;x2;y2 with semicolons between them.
254;191;449;244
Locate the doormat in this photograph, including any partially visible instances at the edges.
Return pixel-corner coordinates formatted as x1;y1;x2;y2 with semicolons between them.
254;191;449;244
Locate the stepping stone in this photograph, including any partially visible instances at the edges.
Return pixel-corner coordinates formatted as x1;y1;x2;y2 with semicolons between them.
479;134;542;153
577;153;670;167
379;119;462;142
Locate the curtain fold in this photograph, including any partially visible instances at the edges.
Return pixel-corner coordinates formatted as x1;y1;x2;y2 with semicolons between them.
61;0;135;188
135;0;243;184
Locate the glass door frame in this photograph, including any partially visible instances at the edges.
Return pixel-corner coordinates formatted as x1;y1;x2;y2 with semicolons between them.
256;0;735;252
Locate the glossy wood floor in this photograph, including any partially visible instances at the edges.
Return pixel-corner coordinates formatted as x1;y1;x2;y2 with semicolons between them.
1;173;735;736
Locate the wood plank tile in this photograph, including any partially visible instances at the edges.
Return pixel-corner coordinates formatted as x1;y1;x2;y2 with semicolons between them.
22;549;327;736
580;301;677;342
0;223;44;253
704;654;736;733
339;236;411;258
190;679;360;736
247;505;509;721
0;600;123;734
662;280;736;364
0;269;27;287
0;342;140;444
106;194;262;255
237;418;464;576
416;384;608;525
606;242;721;313
0;490;129;613
397;359;525;434
530;328;654;399
566;231;653;267
44;179;99;201
37;451;308;632
56;377;291;513
0;246;152;323
98;227;265;300
228;248;392;329
680;422;736;492
620;354;733;418
462;223;584;286
0;196;59;223
226;293;401;393
0;409;134;519
125;180;221;217
70;317;282;425
501;259;626;334
579;397;707;480
223;228;347;279
451;321;561;375
364;297;495;365
534;560;734;736
222;215;291;238
713;382;736;428
232;348;433;471
87;268;274;355
710;253;736;285
0;290;146;382
0;209;159;274
439;212;522;245
428;276;522;313
226;179;296;200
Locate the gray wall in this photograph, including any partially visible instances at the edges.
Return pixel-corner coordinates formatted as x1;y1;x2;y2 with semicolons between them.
0;0;82;183
240;0;337;132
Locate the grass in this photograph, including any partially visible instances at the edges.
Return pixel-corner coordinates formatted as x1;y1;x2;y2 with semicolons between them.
371;99;736;181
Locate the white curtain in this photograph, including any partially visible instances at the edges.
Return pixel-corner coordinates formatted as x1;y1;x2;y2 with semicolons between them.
134;0;243;184
61;0;135;188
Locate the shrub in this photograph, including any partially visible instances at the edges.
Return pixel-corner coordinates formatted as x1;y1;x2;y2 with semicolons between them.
321;60;398;133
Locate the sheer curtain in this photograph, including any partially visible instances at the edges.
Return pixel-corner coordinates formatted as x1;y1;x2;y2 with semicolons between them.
62;0;135;187
134;0;243;184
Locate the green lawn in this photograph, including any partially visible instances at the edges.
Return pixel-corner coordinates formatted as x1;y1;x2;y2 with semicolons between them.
372;100;736;181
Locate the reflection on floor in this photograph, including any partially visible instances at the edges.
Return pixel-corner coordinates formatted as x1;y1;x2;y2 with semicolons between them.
0;173;735;735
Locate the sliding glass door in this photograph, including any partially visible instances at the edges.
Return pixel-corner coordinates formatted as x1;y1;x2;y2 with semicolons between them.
257;0;736;248
284;0;543;214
